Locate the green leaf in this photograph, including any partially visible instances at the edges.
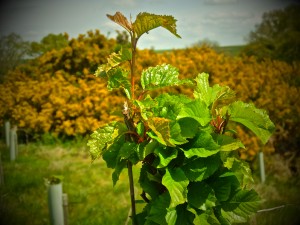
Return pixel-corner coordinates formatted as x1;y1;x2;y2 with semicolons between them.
177;99;211;126
87;122;124;161
148;117;174;147
141;64;191;91
188;181;216;209
183;154;221;182
178;118;199;138
102;135;125;168
135;95;157;120
183;148;220;159
112;159;127;186
166;204;195;225
193;212;221;225
209;175;239;202
213;134;245;152
139;163;161;200
133;12;181;39
156;93;192;120
222;189;261;219
154;146;178;168
193;73;235;107
228;101;275;144
95;47;131;77
118;142;139;164
107;68;131;99
146;192;170;225
224;157;254;187
162;168;189;208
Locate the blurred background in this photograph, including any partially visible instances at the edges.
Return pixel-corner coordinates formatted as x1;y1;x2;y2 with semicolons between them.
0;0;299;224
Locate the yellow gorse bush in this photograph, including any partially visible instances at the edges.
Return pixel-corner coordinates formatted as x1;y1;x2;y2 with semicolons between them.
0;31;299;160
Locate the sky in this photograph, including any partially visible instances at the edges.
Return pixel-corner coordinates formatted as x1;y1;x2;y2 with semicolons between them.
0;0;299;49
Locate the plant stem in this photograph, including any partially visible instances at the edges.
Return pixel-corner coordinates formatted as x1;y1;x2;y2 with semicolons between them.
130;36;137;100
127;160;137;225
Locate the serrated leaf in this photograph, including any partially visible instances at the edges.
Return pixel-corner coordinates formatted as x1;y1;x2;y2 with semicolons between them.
102;135;126;168
183;148;220;158
107;68;131;98
193;212;221;225
166;204;195;225
177;99;211;126
188;182;216;209
178;118;199;138
193;73;235;107
141;64;191;91
133;12;181;39
183;154;221;182
112;159;127;186
87;122;123;161
222;189;260;219
95;47;132;77
148;117;174;147
118;142;136;159
209;175;239;202
146;192;170;225
228;101;275;144
162;168;189;208
154;146;178;168
139;163;161;200
135;95;157;120
107;11;132;32
224;157;254;187
170;122;189;145
156;93;192;120
213;134;245;152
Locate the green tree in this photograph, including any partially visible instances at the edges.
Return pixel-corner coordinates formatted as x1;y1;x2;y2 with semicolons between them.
88;11;275;225
242;4;300;62
30;33;69;57
0;33;30;80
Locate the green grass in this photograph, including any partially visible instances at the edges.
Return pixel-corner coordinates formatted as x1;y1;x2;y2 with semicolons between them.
0;142;299;225
0;142;143;225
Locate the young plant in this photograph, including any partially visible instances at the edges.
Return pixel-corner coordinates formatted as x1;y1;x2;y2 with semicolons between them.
88;12;275;225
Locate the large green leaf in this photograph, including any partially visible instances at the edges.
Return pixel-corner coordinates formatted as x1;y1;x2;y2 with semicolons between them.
139;163;161;200
177;99;211;126
106;68;131;99
141;64;191;91
148;117;174;147
133;12;181;39
162;168;189;208
165;204;195;225
228;101;275;144
155;146;178;168
87;122;125;161
188;181;216;209
193;73;235;107
178;118;199;138
193;212;221;225
112;158;127;186
155;93;192;120
183;154;221;182
209;174;239;202
213;134;245;152
224;157;254;188
146;192;170;225
95;47;131;77
221;189;261;219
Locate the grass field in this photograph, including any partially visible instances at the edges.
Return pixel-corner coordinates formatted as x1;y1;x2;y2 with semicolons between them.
0;141;299;225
